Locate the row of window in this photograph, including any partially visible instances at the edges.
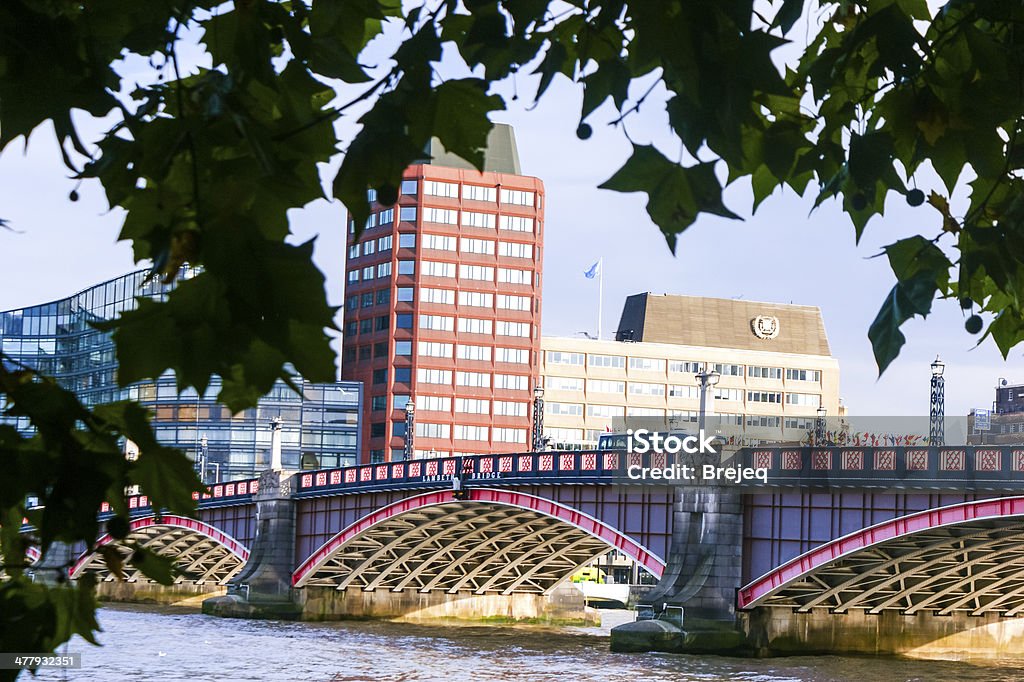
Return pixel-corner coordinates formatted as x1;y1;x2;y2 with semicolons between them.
346;313;533;338
346;288;531;312
544;352;824;382
349;206;417;232
417;234;536;259
416;342;531;364
410;180;539;208
413;422;528;443
347;260;537;287
543;376;820;405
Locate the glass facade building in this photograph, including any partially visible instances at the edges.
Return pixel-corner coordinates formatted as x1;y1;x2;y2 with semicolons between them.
0;270;362;481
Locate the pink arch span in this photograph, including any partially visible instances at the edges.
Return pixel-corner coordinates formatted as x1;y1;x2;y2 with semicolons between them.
738;496;1024;609
70;514;250;578
293;488;667;587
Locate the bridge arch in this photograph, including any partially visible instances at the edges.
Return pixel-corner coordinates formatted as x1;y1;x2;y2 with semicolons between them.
739;496;1024;615
293;488;666;594
71;515;249;585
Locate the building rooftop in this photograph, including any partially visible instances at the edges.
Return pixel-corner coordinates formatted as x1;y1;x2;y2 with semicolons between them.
416;122;522;175
614;293;832;357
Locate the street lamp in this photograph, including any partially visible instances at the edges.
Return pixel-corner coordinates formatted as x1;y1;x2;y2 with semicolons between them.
532;385;546;451
695;368;721;433
815;406;827;446
404;400;416;460
929;355;945;446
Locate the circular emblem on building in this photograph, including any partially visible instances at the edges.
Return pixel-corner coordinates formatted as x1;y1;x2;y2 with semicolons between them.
751;315;780;339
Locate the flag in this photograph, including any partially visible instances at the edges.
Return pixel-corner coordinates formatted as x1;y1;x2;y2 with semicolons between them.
584;259;602;279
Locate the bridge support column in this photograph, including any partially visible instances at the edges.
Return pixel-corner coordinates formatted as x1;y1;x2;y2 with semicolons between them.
30;542;76;585
612;479;747;653
203;470;302;620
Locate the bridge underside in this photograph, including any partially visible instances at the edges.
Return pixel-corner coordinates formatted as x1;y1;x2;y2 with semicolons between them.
749;518;1024;616
73;523;246;585
299;501;612;595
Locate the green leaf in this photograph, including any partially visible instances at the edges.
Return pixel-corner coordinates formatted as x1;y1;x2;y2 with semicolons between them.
869;273;941;374
128;546;176;586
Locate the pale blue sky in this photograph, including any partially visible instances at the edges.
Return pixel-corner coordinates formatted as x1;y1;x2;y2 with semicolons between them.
0;18;1019;418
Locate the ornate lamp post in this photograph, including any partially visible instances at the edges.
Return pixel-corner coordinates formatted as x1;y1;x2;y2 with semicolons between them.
532;385;546;451
695;368;721;432
929;355;945;446
815;406;827;446
403;400;416;460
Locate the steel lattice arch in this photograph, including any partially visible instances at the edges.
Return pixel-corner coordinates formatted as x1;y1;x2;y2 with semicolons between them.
739;497;1024;616
70;515;250;586
293;489;666;594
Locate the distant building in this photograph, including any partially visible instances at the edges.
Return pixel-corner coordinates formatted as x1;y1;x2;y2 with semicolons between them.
968;382;1024;444
540;294;841;448
341;124;545;463
0;270;363;480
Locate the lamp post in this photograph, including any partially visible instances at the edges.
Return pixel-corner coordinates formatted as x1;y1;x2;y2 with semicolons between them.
815;406;827;446
695;368;721;433
404;400;416;460
929;355;945;446
532;385;546;452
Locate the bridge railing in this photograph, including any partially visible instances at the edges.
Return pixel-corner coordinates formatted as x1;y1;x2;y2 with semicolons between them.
97;477;261;518
294;449;681;497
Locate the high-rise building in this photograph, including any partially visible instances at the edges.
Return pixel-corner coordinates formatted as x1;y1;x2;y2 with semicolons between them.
0;270;363;480
342;124;545;463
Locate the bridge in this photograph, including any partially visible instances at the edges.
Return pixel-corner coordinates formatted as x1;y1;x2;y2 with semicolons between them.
44;445;1024;656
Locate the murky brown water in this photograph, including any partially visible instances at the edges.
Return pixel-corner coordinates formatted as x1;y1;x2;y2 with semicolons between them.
29;604;1024;681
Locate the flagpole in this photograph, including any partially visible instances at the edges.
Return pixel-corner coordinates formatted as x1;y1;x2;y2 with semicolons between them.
597;257;603;341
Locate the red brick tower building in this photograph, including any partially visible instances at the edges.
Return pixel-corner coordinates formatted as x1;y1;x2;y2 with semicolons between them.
342;125;545;462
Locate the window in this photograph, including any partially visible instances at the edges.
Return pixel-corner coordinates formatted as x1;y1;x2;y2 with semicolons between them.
395;341;412;356
348;270;359;283
400;179;418;196
418;341;453;358
547;402;583;416
459;291;493;307
371;422;386;438
499;215;534;232
398;233;416;248
497;294;531;311
461;237;495;254
628;407;665;417
545;376;584;391
668;360;703;374
454;424;489;441
371;395;387;411
500;188;535;206
494;401;527;417
372;369;387;385
376;262;392;278
376;289;390;305
498;242;533;259
421;261;455;278
397;288;414;302
419;396;451;412
629;382;666;397
417;368;452;384
786;392;822;407
416;422;451;438
547;351;585;366
456;371;490;388
367;188;377;203
358;346;371;360
360;318;372;333
462;211;496;229
374;341;389;357
495;347;529;364
463;185;496;202
747;391;782;404
497;268;532;285
398;260;416;275
419;315;454;332
747;415;782;428
345;321;357;336
424;180;459;198
455;398;489;414
547;428;585;444
400;206;417;222
346;295;358;310
393;395;410;410
785;417;814;430
588;404;625;418
669;385;700;399
493;427;527;443
588;379;625;394
377;235;393;251
364;213;377;229
457;344;491;361
422;234;457;251
379;209;394;226
629;357;666;372
460;264;494;281
458;318;493;334
496;321;530;337
363;241;376;256
423;207;458;224
362;266;375;280
421;288;455;305
396;313;413;329
394;367;412;383
392;422;407;438
589;354;625;369
349;245;360;259
374;315;388;331
715;388;744;401
786;368;822;382
494;374;529;391
714;363;744;377
360;292;374;308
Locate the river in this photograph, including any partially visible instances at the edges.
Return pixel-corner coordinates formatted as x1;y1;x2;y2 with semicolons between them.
29;605;1024;681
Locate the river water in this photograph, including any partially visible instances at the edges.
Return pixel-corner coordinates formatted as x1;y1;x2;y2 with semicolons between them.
30;604;1024;682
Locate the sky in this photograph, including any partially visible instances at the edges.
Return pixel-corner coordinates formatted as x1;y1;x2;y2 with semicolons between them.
0;11;1020;419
